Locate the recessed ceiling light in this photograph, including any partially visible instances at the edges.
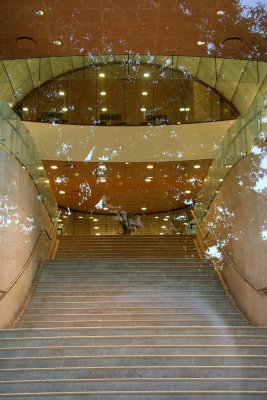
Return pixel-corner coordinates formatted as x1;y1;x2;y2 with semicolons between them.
141;207;147;211
103;207;109;211
93;218;98;222
140;107;146;112
96;233;100;235
62;107;68;112
217;10;225;16
197;41;205;46
98;165;106;169
63;215;68;219
37;166;44;170
100;91;106;96
35;10;44;16
161;225;166;229
58;219;62;222
163;174;168;178
189;178;196;182
94;226;99;229
147;165;153;169
59;91;65;96
99;73;105;78
185;190;191;194
59;190;65;195
163;218;168;221
89;216;94;219
22;107;29;111
50;165;58;170
142;91;148;96
145;178;152;182
78;216;83;219
159;232;164;235
53;40;62;46
143;73;150;77
194;165;201;169
219;178;223;182
155;216;159;219
101;107;107;112
165;216;170;218
44;179;49;184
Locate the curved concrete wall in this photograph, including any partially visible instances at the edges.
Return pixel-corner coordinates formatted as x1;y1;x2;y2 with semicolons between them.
198;142;267;325
0;147;56;328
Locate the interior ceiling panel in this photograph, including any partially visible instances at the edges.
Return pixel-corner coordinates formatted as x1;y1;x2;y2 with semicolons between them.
43;159;212;214
0;0;266;61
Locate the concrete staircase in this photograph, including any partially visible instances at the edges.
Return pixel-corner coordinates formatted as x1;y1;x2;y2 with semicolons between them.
1;236;267;398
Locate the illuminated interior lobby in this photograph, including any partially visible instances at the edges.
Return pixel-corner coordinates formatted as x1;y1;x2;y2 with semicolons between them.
0;1;267;397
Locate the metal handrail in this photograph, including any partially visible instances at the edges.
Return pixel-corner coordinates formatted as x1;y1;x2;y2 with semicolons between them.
0;211;61;299
191;209;267;294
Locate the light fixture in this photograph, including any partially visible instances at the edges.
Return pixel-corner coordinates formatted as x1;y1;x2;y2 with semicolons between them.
179;107;190;112
143;73;150;77
163;174;168;178
22;107;29;111
89;216;94;219
145;178;152;182
161;225;166;229
101;107;107;112
159;232;164;235
50;165;58;170
219;178;223;182
98;165;106;170
44;179;49;184
147;165;154;169
142;91;148;96
63;215;68;219
155;216;159;219
37;166;44;170
189;178;195;182
62;107;68;112
197;41;205;46
217;10;225;16
59;190;65;195
93;218;98;222
53;40;62;46
58;219;63;222
141;207;147;211
96;233;100;235
100;91;106;96
103;207;109;211
78;216;83;219
163;218;168;221
194;165;201;169
140;107;146;112
59;91;65;96
99;73;105;78
35;10;44;16
185;190;191;194
94;226;99;229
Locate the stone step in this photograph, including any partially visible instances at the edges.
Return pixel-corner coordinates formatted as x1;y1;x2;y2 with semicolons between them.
1;378;267;393
3;344;265;358
16;320;247;328
1;354;267;369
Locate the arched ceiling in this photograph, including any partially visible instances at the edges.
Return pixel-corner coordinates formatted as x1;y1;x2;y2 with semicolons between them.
1;56;266;116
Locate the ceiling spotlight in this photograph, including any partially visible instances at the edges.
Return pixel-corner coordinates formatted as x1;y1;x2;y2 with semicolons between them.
58;219;63;222
93;218;98;222
99;73;105;77
94;226;99;229
140;107;146;112
141;207;147;211
103;207;109;211
101;107;107;112
145;178;152;182
161;225;166;229
189;178;196;182
100;91;106;96
22;107;29;111
163;218;168;221
217;10;225;16
155;216;159;219
194;165;201;169
197;41;206;46
143;73;150;77
159;232;164;235
53;40;62;46
185;190;191;194
44;179;49;184
59;190;65;195
62;107;68;112
59;91;65;96
63;215;68;219
37;166;44;170
50;165;58;170
35;10;44;16
142;91;148;96
78;216;83;219
219;178;223;182
147;165;154;169
96;233;100;235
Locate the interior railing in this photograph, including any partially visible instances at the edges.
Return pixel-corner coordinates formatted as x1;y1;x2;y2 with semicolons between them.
194;77;267;223
0;211;61;300
192;210;267;294
0;100;58;220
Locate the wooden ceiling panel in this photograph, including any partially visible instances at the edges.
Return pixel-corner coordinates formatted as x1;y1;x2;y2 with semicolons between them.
43;159;212;214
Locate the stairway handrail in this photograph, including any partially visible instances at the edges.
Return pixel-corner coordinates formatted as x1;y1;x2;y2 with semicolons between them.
0;211;61;299
191;209;267;294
